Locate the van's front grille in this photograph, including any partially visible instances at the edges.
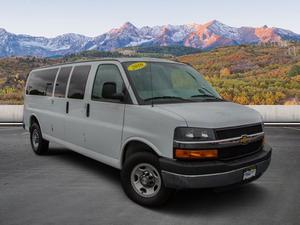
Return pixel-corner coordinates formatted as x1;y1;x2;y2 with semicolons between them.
218;139;263;160
174;123;264;161
215;124;263;140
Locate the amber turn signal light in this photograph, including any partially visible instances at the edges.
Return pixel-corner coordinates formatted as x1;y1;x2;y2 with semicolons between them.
175;149;218;159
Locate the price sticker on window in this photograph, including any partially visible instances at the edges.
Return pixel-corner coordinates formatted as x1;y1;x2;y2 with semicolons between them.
127;62;147;71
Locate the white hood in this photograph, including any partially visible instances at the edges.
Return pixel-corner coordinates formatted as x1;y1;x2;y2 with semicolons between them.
157;102;262;128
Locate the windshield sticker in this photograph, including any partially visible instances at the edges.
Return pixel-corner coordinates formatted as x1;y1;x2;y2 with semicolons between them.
127;62;147;71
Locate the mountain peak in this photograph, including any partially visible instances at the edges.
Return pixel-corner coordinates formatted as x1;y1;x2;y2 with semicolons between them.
0;28;8;34
108;22;138;35
0;20;299;57
205;20;223;27
121;22;137;30
57;33;90;39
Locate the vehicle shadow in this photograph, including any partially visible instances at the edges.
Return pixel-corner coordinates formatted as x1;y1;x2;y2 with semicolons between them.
46;146;121;186
47;146;270;214
157;183;269;215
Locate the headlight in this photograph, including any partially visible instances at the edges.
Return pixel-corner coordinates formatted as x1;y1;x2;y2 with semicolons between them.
174;127;215;141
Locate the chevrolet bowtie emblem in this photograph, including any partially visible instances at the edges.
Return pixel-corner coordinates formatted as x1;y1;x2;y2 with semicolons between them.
240;135;250;145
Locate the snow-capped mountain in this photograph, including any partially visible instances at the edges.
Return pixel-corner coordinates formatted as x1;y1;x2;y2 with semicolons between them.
0;20;300;57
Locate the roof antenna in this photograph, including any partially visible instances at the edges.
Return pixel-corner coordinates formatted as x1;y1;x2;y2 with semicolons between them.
150;63;154;107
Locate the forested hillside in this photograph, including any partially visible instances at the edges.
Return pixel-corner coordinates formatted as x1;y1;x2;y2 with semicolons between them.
0;57;59;104
0;44;299;104
179;44;300;105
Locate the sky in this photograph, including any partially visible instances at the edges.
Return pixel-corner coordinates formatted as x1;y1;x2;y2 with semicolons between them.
0;0;299;37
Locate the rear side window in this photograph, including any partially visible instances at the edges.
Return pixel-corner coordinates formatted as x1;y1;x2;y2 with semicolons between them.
26;68;59;96
67;65;91;99
54;67;72;98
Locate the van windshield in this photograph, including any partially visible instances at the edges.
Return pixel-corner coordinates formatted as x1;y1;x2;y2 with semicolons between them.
123;61;222;104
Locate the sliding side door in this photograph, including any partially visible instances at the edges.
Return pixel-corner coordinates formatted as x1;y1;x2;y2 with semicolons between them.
52;66;73;141
65;64;91;148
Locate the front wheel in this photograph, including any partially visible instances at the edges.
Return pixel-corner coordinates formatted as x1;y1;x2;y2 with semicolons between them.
30;122;49;155
121;152;173;206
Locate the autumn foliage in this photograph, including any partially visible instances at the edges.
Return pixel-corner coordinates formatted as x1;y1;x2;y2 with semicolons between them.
0;44;299;105
179;44;300;105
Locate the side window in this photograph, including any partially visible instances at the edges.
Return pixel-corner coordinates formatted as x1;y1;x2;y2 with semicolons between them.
67;65;91;99
54;66;72;98
26;68;58;96
92;64;124;101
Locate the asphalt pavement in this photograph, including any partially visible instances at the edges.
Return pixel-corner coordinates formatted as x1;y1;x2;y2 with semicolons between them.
0;126;299;225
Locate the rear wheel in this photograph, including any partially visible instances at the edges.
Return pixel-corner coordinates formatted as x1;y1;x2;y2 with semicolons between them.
121;152;173;206
30;122;49;155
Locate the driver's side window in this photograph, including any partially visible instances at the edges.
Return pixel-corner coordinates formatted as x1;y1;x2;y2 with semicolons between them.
92;64;124;102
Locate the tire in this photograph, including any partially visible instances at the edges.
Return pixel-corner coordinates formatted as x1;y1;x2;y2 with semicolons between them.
121;152;173;206
30;122;49;155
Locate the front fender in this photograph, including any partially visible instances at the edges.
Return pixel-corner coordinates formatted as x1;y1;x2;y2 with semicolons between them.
120;136;162;168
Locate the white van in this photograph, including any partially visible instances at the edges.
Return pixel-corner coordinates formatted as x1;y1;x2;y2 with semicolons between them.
23;58;272;206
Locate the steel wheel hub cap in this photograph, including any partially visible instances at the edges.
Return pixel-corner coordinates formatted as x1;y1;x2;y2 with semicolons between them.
140;171;155;187
32;130;39;149
130;163;161;198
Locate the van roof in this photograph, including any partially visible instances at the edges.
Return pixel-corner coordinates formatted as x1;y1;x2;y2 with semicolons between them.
35;57;180;70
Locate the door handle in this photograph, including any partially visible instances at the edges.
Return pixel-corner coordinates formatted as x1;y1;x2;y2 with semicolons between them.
66;101;69;114
86;103;90;117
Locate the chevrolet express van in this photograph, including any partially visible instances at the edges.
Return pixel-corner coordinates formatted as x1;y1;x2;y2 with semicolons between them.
23;58;272;206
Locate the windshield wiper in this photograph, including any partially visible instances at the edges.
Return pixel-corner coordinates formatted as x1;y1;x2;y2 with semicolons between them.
144;96;192;102
191;94;225;101
198;87;218;96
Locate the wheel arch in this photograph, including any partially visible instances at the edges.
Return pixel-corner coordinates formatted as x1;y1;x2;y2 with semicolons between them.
120;137;162;168
29;114;40;131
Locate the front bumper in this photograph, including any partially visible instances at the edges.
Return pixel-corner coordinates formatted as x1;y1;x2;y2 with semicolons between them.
159;144;272;189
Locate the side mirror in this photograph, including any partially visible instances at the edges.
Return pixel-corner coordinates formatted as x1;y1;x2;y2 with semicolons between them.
102;82;124;101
